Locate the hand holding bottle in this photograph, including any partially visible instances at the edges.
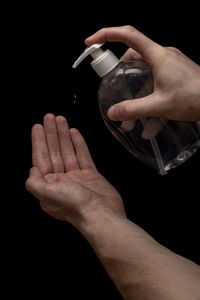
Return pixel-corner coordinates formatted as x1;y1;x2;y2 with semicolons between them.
85;25;200;122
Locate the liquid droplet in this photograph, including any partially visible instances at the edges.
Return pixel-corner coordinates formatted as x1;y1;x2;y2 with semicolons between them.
72;94;77;104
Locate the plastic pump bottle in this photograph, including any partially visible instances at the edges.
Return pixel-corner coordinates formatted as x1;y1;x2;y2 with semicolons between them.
72;43;200;175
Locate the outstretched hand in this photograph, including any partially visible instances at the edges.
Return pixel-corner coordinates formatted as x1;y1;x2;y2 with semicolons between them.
26;114;125;228
26;114;200;300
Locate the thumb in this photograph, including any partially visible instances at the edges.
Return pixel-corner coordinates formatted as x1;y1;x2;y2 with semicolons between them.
85;25;164;66
107;92;162;121
26;167;46;200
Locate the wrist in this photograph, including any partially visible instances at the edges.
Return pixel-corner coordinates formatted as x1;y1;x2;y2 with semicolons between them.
77;205;126;236
76;205;155;251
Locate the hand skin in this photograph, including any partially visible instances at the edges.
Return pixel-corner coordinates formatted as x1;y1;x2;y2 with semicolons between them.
85;25;200;122
26;113;200;300
26;113;125;227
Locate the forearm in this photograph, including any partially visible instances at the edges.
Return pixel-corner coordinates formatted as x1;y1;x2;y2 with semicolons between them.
78;209;200;300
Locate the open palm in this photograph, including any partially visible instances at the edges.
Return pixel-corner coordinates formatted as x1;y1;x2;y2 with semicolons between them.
26;114;125;225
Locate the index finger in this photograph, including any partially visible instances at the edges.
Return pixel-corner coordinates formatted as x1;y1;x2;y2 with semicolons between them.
32;124;53;175
85;25;164;66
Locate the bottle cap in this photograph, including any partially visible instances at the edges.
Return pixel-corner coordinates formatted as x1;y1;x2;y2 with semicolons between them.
72;43;119;77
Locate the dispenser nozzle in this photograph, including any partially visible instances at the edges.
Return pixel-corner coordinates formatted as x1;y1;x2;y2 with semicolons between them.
72;44;104;68
72;43;119;77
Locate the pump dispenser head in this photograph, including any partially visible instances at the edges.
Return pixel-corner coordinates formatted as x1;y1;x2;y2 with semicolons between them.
72;43;119;77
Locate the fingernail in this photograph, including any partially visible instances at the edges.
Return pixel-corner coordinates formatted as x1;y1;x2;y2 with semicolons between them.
85;35;94;45
108;106;120;120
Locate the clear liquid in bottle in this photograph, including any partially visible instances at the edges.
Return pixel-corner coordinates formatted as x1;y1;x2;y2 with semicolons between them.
98;61;200;174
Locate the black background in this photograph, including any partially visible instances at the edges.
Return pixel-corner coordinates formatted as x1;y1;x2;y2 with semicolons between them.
15;2;200;299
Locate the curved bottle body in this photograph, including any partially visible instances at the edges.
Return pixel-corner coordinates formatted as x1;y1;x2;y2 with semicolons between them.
98;61;200;174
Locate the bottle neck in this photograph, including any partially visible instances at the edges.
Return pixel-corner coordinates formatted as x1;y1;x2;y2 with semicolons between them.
91;50;119;77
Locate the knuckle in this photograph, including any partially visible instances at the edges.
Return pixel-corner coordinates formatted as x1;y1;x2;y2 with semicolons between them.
99;27;107;34
25;178;32;191
123;25;135;32
127;48;133;54
167;46;180;53
40;202;48;213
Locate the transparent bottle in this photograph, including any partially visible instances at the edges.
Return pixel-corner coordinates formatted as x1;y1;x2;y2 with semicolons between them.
73;44;200;175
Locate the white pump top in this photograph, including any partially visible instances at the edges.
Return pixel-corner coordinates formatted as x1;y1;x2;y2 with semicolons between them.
72;43;119;77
